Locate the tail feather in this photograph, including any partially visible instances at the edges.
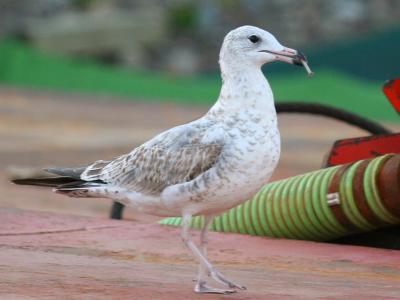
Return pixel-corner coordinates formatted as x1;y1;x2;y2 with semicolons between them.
55;181;104;197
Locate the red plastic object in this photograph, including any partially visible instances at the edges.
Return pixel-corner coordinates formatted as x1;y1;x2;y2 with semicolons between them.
383;78;400;114
326;133;400;167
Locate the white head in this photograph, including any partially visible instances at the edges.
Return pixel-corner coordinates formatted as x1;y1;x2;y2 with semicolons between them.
220;25;311;74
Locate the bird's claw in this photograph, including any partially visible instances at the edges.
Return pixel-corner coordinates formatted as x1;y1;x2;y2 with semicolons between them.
195;280;236;294
210;269;246;290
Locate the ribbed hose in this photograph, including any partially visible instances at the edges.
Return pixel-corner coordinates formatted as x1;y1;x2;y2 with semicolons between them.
160;154;400;241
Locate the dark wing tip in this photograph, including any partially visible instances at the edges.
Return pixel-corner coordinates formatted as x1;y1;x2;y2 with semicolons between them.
11;178;23;185
11;176;82;187
11;177;47;186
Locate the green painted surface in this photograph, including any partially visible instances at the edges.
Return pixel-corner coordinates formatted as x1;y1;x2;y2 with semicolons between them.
0;40;398;122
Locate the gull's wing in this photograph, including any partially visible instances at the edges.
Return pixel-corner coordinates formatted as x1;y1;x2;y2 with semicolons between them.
81;122;224;195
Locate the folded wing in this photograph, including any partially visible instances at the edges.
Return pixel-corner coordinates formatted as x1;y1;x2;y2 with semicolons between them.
81;144;222;195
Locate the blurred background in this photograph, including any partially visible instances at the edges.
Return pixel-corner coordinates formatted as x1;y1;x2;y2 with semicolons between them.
1;0;399;220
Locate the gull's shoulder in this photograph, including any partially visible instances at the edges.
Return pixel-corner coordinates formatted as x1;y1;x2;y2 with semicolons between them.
144;116;226;149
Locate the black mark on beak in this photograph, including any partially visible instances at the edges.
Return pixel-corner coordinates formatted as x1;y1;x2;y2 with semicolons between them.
293;51;307;66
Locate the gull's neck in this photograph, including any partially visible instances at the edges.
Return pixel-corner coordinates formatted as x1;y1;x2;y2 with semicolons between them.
208;59;275;119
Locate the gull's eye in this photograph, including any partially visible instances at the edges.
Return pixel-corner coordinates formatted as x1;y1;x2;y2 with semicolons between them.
248;35;260;44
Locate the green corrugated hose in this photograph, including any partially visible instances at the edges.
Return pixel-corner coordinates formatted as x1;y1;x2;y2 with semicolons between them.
160;154;400;241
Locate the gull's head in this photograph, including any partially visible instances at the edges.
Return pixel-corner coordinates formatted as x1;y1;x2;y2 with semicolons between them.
220;25;313;76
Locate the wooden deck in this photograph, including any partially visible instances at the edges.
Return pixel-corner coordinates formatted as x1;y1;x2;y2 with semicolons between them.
1;208;400;300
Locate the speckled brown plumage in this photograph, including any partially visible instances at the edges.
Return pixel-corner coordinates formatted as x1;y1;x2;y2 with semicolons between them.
82;142;222;195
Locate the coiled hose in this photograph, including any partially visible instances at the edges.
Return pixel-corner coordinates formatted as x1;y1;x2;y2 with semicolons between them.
160;154;400;241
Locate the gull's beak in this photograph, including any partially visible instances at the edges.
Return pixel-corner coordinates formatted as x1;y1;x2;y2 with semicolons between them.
260;47;314;76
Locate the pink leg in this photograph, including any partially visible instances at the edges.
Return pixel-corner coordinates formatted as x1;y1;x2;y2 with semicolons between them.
180;214;246;293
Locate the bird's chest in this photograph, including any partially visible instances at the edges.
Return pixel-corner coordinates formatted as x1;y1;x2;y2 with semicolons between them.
194;124;280;215
219;119;280;191
226;116;280;162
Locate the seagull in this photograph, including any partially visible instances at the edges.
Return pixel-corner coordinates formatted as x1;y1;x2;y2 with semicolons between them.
13;25;312;294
